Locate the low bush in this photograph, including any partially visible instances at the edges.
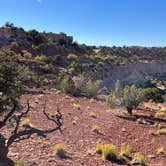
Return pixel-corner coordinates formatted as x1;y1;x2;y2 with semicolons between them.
155;111;165;118
86;80;101;98
53;143;66;158
96;143;103;154
133;152;145;165
142;88;164;103
123;84;144;114
156;128;166;135
120;143;131;158
92;125;100;133
102;144;117;160
34;55;47;62
59;75;76;95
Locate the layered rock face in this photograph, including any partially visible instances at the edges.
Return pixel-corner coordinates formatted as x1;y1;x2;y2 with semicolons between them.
102;63;166;89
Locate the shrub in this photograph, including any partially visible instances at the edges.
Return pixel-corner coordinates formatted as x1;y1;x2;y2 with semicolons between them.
106;93;116;108
72;103;81;110
155;111;165;118
45;55;62;65
156;128;166;135
67;54;78;63
73;75;87;95
86;80;101;98
133;152;145;165
11;41;19;48
59;75;76;95
102;144;117;160
34;55;47;62
22;50;32;59
120;143;131;158
96;143;103;154
114;80;122;100
143;88;164;103
43;141;51;147
92;125;100;133
123;85;144;114
21;118;32;127
53;143;66;158
89;112;96;118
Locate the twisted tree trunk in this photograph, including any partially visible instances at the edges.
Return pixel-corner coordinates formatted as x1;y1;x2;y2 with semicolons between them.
0;134;8;159
127;107;133;115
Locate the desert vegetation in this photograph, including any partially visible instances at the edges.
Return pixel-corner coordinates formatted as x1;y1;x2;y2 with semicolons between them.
0;23;165;166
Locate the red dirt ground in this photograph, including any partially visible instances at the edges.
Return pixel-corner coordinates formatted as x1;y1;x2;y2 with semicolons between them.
1;89;166;166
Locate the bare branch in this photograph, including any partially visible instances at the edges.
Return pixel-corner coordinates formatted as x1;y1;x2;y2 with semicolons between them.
7;100;63;147
13;99;31;134
0;98;17;129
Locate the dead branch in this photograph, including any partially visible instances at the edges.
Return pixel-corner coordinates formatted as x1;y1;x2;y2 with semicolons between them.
7;100;63;147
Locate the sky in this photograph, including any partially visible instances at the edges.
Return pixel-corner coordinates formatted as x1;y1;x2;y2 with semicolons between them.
0;0;166;46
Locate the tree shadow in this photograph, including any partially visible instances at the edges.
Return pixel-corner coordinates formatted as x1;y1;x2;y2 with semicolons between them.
106;157;127;165
24;89;45;95
116;114;166;124
0;158;14;166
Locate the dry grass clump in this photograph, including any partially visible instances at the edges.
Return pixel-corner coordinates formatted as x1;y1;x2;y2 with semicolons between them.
95;143;117;160
43;141;51;147
120;143;131;159
156;128;166;135
53;143;66;158
96;143;103;154
21;118;33;127
89;112;96;118
102;144;117;160
155;111;165;118
92;124;100;133
72;103;81;110
133;152;145;165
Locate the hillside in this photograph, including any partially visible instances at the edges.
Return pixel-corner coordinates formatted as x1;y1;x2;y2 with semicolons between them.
0;23;166;89
1;89;166;166
0;23;166;166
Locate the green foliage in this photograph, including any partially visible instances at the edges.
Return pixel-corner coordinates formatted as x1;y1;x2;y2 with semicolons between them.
142;88;164;103
123;84;144;114
0;62;26;98
0;49;32;118
96;143;103;154
102;144;117;160
120;143;131;158
22;50;32;59
34;55;47;62
59;75;76;95
45;55;62;65
67;54;78;63
27;29;44;45
114;80;122;99
86;80;101;98
106;93;116;108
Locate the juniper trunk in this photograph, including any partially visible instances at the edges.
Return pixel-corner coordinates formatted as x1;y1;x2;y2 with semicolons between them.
0;134;8;160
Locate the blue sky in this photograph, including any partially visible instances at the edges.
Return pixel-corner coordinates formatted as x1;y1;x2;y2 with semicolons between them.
0;0;166;46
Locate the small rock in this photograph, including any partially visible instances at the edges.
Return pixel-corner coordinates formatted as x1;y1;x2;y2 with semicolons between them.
147;155;156;159
122;127;126;132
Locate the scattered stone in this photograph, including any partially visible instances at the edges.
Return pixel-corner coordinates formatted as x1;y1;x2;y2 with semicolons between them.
147;155;156;159
122;127;126;132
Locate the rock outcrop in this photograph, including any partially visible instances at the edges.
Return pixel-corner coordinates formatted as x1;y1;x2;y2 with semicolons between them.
102;63;166;89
